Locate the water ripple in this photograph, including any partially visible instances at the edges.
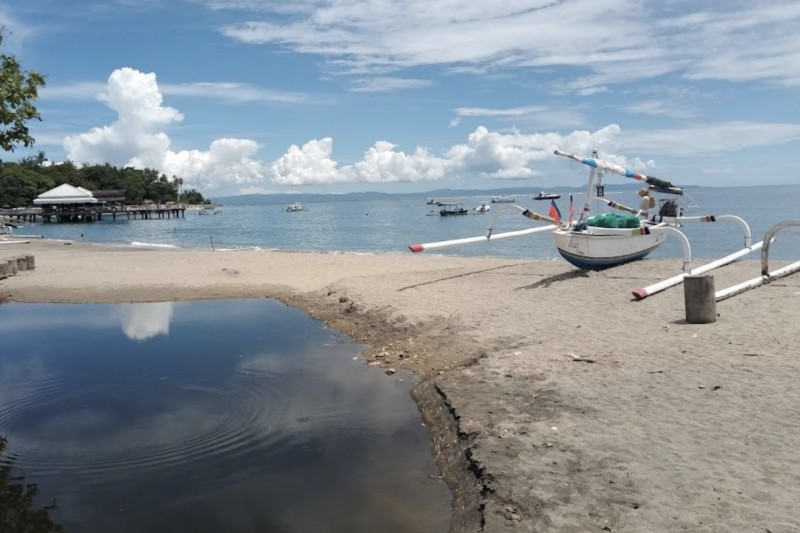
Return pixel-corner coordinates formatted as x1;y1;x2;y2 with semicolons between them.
0;371;291;485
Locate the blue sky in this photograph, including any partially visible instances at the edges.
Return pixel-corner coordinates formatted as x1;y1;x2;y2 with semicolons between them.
3;0;800;196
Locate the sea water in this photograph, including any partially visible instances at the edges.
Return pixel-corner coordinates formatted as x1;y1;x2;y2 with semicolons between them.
16;185;800;262
0;300;451;532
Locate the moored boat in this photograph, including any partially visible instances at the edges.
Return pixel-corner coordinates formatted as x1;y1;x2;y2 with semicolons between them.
534;191;560;200
439;203;469;216
196;204;220;215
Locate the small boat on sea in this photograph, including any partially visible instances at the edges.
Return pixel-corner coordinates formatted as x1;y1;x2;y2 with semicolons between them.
0;219;13;238
534;191;561;200
474;203;491;214
491;196;515;203
0;220;29;244
439;203;469;216
196;205;220;215
286;203;305;212
426;198;440;205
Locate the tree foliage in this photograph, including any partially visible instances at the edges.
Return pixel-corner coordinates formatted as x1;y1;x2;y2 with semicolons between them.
0;158;209;207
0;436;65;532
0;31;46;152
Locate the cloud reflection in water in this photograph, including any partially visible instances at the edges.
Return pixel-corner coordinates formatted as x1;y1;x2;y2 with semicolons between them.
0;300;451;533
118;302;174;341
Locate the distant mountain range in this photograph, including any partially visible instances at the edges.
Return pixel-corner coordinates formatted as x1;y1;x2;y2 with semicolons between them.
210;184;648;206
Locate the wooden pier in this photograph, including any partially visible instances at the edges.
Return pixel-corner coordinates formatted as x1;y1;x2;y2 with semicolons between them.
0;205;186;224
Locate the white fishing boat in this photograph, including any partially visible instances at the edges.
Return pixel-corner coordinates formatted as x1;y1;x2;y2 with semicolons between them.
196;204;220;215
0;218;30;244
286;203;305;212
0;220;12;238
410;149;764;299
534;191;561;200
474;203;491;214
491;196;515;203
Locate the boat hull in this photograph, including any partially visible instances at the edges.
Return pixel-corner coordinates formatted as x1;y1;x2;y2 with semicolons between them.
551;227;666;269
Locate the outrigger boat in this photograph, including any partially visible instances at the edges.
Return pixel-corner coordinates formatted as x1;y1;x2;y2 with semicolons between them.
410;149;765;299
548;149;686;270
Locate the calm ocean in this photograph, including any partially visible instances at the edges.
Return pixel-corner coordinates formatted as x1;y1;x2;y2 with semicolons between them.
15;185;800;261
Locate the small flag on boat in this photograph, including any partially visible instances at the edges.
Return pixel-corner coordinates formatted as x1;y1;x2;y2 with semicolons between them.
549;199;562;226
568;194;574;226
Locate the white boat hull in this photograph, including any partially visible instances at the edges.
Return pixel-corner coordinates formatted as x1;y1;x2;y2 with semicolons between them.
551;226;667;269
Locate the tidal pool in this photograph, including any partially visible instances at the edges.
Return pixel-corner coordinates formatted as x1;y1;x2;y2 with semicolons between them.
0;299;451;532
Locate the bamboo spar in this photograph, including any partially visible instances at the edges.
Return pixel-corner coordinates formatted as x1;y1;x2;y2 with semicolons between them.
409;203;559;253
715;220;800;301
409;224;556;253
631;214;760;299
631;241;764;300
553;149;684;195
715;260;800;301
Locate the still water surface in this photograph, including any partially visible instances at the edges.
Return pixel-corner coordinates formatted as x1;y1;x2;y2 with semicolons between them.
0;299;451;532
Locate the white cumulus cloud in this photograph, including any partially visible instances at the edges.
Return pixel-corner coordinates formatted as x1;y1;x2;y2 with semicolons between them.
61;67;641;192
344;142;449;182
63;68;183;167
270;138;341;185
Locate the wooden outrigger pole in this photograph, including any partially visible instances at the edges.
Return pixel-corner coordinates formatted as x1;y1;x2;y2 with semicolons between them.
632;241;764;300
409;225;557;253
409;205;558;253
631;215;764;299
715;220;800;301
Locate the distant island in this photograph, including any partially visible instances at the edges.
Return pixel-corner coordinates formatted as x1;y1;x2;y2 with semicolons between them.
211;185;603;206
210;181;734;206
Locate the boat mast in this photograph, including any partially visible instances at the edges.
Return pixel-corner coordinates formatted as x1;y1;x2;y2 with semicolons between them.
578;149;598;226
595;148;605;198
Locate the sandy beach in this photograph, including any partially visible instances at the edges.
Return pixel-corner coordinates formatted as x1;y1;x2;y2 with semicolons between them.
2;239;799;532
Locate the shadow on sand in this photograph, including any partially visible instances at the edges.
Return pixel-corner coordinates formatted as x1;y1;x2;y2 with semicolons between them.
516;268;590;290
397;263;532;292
